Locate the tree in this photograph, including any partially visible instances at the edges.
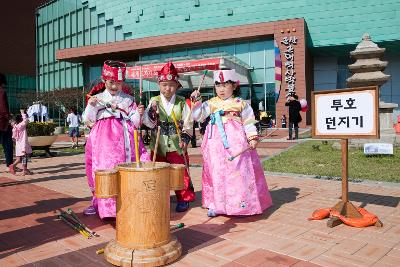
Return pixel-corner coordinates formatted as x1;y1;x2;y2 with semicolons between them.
49;87;85;114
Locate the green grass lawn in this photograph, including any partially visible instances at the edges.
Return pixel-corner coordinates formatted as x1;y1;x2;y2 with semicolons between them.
263;140;400;183
33;146;85;157
54;147;85;154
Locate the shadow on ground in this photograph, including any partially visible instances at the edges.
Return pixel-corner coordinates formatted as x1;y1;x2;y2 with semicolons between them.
0;186;114;260
18;223;235;267
0;172;85;188
348;191;400;208
170;187;300;222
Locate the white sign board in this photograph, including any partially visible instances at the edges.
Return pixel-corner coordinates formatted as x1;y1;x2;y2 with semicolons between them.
364;143;393;155
312;86;379;138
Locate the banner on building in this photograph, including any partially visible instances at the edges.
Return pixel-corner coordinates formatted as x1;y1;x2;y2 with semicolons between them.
126;58;221;79
274;40;282;103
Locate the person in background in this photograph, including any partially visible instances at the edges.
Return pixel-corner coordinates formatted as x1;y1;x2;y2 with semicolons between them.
281;114;287;128
27;102;48;122
67;108;80;148
10;109;33;175
285;93;302;140
0;73;14;173
258;101;264;113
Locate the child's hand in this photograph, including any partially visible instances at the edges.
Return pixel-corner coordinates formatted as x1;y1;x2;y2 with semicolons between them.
249;140;258;150
190;90;201;102
110;103;117;110
137;104;144;116
88;96;98;107
151;101;158;113
179;141;187;150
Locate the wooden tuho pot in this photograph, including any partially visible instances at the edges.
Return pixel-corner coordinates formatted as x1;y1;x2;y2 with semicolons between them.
95;169;118;198
102;162;182;267
169;164;185;190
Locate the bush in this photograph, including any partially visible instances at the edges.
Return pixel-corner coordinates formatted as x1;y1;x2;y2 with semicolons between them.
27;122;57;136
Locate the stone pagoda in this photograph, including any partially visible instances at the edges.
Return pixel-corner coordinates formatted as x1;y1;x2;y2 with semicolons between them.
347;33;390;88
347;33;398;145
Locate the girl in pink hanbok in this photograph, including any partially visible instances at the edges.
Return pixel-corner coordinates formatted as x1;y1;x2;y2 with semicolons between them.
191;69;272;217
82;60;150;219
10;109;32;176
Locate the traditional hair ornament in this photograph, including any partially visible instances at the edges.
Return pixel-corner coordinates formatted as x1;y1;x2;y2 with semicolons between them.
157;61;182;88
117;68;123;81
213;69;239;84
219;71;224;83
102;60;126;82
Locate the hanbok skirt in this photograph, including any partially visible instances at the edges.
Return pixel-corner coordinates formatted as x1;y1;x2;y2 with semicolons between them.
85;118;150;218
201;120;272;215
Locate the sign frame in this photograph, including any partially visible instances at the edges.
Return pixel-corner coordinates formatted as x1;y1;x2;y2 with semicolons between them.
312;86;379;139
310;85;383;228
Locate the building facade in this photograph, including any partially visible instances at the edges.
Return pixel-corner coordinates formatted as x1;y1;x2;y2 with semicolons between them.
1;1;47;113
37;0;400;126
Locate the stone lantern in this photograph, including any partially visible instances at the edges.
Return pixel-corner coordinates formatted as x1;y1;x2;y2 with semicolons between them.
347;33;398;144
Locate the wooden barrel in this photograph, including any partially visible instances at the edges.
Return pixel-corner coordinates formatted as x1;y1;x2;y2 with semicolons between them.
169;164;185;190
95;169;118;198
115;162;171;249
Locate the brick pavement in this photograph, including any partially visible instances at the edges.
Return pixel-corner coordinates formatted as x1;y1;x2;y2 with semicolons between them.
1;130;399;267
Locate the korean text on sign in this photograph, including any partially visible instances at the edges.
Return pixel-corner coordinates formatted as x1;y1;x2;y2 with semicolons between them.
315;92;375;135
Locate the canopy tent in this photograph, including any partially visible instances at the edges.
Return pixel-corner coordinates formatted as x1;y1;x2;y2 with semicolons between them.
126;54;252;91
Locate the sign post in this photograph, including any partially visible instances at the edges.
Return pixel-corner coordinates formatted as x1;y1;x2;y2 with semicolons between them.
312;86;382;228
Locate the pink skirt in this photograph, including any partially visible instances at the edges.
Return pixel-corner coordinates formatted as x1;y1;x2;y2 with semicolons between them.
201;119;273;215
85;118;150;219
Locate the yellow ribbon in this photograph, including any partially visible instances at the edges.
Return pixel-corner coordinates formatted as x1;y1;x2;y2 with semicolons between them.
133;130;140;166
170;110;181;140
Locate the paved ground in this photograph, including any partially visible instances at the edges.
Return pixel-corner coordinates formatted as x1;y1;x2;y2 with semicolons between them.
1;129;400;267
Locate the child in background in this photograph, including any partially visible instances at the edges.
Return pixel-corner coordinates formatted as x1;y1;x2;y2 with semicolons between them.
191;69;273;217
83;60;150;218
66;108;80;148
10;109;32;175
281;114;287;128
143;62;196;212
